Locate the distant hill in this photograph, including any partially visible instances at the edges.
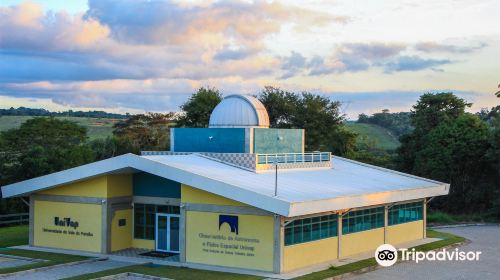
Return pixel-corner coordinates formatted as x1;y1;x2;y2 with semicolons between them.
0;108;402;148
0;107;129;119
0;116;118;141
345;122;400;151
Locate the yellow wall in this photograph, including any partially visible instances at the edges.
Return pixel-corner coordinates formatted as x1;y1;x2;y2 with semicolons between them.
107;174;133;198
185;211;274;272
181;184;245;206
39;176;108;197
132;239;155;250
111;209;132;252
341;228;384;257
33;200;102;252
283;237;338;272
38;174;132;198
387;220;424;245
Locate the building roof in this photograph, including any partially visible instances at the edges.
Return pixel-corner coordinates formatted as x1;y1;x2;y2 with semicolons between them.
209;95;270;128
0;153;449;217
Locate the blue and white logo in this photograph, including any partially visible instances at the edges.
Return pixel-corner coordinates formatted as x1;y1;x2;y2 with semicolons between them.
218;215;238;235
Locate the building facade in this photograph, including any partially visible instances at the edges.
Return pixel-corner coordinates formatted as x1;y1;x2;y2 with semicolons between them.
0;94;449;274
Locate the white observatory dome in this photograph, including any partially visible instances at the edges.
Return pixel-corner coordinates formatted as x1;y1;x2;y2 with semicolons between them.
209;95;270;128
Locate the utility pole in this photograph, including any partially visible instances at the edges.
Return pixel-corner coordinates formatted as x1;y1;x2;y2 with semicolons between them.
273;158;278;196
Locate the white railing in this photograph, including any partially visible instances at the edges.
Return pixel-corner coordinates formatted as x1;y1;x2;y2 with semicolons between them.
256;152;331;165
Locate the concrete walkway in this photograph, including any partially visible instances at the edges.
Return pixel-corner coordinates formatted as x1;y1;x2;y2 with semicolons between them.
347;225;500;280
0;257;35;269
11;236;441;280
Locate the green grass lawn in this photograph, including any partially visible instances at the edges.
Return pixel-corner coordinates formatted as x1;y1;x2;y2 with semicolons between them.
0;225;90;275
0;116;118;140
427;210;497;225
0;225;28;248
345;122;400;150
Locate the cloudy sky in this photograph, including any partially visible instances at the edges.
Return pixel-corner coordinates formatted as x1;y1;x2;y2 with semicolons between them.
0;0;499;118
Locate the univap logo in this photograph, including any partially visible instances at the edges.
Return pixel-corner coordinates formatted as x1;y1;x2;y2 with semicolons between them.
375;244;398;267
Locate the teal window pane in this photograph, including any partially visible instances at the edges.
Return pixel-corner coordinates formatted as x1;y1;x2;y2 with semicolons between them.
311;223;321;240
329;220;337;237
284;214;339;246
303;224;311;242
145;226;154;240
134;226;144;239
293;226;302;244
320;222;329;238
388;201;424;226
285;227;293;245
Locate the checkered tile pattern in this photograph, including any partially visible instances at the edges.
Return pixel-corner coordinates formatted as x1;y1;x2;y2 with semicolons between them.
140;151;331;171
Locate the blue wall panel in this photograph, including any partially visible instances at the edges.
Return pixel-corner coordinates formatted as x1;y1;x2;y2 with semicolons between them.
253;128;303;154
133;172;180;198
173;128;246;153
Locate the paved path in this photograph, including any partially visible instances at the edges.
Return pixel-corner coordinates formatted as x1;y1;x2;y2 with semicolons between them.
2;259;131;280
0;257;35;269
349;225;500;280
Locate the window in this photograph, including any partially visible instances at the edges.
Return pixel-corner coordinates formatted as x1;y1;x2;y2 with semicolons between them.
389;202;423;226
284;214;337;246
342;207;384;234
133;203;180;240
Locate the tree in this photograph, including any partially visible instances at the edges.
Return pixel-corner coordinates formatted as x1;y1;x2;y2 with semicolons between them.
396;93;496;214
412;114;494;212
176;87;222;127
112;113;175;153
486;115;500;218
259;87;357;156
495;84;500;98
0;117;94;185
411;92;471;133
397;93;471;173
259;86;298;127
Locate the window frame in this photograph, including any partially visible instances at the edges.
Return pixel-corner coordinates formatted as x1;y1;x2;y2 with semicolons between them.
388;201;423;226
342;207;384;235
284;214;338;246
133;203;180;240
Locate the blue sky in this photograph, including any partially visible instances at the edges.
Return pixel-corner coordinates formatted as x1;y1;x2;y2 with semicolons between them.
0;0;499;118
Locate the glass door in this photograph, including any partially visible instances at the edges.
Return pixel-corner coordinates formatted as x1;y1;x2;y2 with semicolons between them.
169;216;180;252
155;214;180;253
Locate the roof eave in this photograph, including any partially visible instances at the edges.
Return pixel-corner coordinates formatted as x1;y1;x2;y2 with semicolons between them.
287;183;450;217
0;153;292;216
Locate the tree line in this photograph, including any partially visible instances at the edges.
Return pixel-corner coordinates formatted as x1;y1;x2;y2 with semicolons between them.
0;87;498;221
0;107;129;119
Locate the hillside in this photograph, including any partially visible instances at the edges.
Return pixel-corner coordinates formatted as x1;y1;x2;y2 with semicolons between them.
345;122;400;150
0;116;117;140
1;116;401;150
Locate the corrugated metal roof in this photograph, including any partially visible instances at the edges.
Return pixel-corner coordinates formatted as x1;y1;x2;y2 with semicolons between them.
0;153;449;217
144;154;447;200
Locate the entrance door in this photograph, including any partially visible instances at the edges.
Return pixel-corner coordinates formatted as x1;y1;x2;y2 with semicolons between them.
155;214;180;253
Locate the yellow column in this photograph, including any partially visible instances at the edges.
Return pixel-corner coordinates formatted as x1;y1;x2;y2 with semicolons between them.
384;205;388;243
337;213;342;259
423;199;427;238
